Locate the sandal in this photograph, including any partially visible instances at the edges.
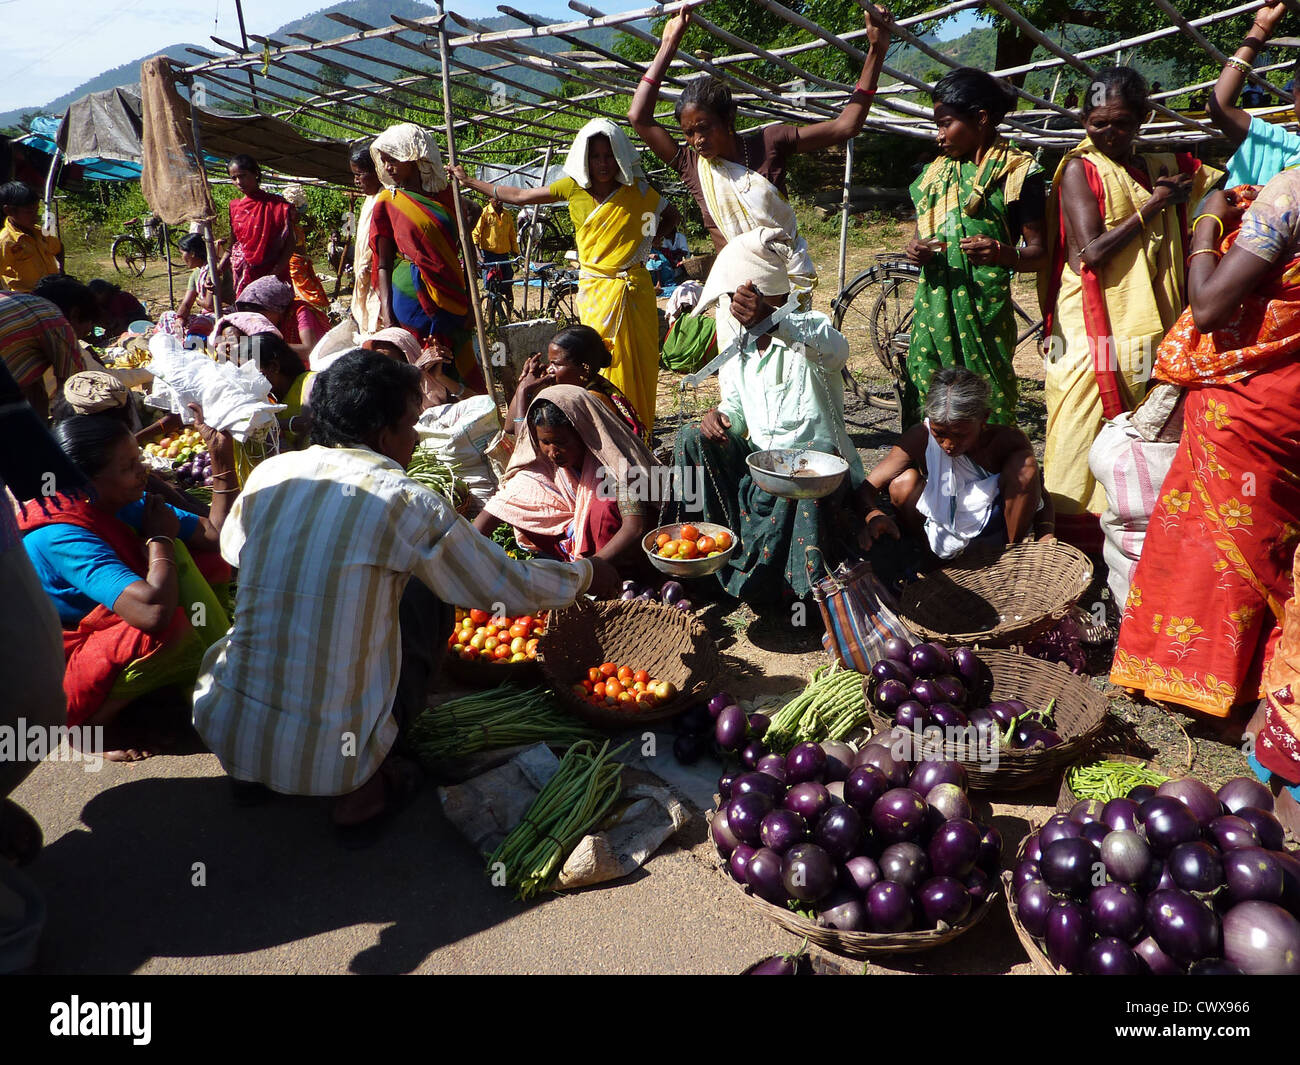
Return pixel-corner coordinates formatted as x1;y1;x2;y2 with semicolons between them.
0;800;43;867
333;757;422;850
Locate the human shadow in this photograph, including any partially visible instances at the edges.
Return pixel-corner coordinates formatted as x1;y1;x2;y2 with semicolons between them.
24;773;520;974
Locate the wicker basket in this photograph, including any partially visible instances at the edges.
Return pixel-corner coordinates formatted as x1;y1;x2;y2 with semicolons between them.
709;822;1000;957
536;598;719;729
861;649;1110;792
1001;831;1068;975
898;540;1093;648
681;253;716;281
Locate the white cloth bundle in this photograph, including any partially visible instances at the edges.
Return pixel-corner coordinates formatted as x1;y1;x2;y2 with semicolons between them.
416;394;502;507
144;333;284;444
915;424;1001;560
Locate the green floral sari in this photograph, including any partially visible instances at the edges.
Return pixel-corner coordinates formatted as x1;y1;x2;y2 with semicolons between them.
903;143;1043;427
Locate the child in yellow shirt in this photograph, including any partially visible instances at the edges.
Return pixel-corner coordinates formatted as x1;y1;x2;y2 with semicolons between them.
0;182;62;292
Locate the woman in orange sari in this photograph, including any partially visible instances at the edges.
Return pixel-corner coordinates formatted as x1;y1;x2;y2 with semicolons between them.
1111;177;1300;718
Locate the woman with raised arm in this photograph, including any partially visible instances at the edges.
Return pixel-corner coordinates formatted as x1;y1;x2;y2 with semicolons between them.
450;118;678;429
628;4;891;326
1208;3;1300;187
1038;67;1221;552
1111;173;1300;721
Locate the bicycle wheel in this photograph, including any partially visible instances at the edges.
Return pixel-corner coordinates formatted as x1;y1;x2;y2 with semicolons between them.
111;235;149;277
831;261;918;412
523;216;570;261
546;279;579;326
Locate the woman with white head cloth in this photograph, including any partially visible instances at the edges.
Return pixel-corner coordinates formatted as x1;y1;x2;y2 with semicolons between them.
451;117;680;430
662;228;865;605
368;123;478;389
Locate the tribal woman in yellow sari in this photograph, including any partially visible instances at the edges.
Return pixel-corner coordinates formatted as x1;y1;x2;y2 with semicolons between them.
452;118;678;431
1040;68;1221;552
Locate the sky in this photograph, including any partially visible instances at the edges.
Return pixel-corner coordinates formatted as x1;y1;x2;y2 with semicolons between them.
0;0;571;114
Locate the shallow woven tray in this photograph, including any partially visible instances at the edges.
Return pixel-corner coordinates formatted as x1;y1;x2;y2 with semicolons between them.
708;816;999;957
1054;754;1175;813
536;598;719;729
1001;830;1067;975
861;649;1109;793
898;540;1093;648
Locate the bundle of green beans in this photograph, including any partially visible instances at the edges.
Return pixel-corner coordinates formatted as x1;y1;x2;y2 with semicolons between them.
406;446;467;508
489;739;626;900
407;685;599;763
1067;759;1170;802
765;665;870;752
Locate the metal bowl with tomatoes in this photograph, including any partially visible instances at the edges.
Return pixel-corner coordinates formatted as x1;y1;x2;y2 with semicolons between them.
643;521;736;578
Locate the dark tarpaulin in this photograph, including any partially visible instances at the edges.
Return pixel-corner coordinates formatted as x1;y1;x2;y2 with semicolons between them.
54;73;351;184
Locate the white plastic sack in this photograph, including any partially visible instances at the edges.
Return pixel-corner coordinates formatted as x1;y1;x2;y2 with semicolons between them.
1089;412;1179;607
144;333;284;444
416;395;502;506
309;318;361;372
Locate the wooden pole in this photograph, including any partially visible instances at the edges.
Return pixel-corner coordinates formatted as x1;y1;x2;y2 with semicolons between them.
837;137;854;294
436;1;500;409
184;78;224;321
521;145;553;318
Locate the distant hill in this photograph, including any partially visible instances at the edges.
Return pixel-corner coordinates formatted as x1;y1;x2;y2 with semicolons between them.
0;0;619;131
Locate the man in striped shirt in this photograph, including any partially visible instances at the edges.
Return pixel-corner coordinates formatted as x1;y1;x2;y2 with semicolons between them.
0;291;82;420
193;350;619;841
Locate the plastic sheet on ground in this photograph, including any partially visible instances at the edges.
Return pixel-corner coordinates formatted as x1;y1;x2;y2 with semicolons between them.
437;742;690;893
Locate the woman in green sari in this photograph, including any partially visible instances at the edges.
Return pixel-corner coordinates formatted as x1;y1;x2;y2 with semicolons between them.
902;68;1048;427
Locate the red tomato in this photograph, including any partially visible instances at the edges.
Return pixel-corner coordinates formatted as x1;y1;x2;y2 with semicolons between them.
616;665;633;683
587;667;602;683
593;681;607;698
599;662;618;678
633;669;650;685
469;609;490;625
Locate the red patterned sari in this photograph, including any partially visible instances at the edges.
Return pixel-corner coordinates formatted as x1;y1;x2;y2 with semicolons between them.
1111;205;1300;717
228;189;293;294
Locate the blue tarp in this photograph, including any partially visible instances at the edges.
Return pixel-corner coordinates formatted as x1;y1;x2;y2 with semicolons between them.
17;116;143;182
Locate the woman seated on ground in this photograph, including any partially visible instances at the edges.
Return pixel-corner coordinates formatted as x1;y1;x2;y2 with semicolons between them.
507;324;648;443
172;233;234;340
242;333;314;449
857;368;1053;560
16;408;236;759
1110;174;1300;721
473;384;658;573
209;311;281;364
361;327;479;411
233;275;327;361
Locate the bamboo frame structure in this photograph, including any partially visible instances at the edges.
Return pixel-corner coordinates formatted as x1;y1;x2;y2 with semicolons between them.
170;0;1300;328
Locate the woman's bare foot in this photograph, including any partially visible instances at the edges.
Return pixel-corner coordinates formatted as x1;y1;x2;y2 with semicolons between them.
104;746;154;763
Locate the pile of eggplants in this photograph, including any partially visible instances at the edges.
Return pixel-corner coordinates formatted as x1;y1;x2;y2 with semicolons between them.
620;579;694;614
869;636;1064;751
711;722;1002;937
1011;774;1300;974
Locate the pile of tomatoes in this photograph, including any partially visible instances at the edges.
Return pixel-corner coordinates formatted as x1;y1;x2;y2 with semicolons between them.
449;608;547;664
572;663;679;711
654;523;732;561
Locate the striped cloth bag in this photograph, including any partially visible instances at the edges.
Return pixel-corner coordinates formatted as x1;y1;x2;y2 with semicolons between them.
810;556;913;673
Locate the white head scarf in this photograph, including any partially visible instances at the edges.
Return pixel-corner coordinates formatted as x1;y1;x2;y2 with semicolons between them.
282;184;308;210
563;117;643;190
694;227;794;316
371;123;449;194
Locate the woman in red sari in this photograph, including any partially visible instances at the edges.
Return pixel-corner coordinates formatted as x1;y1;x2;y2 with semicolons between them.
221;154;293;295
368;124;477;388
1111;177;1300;718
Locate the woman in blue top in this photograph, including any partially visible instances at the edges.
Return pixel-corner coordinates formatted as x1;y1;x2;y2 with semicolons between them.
18;411;237;759
1208;4;1300;186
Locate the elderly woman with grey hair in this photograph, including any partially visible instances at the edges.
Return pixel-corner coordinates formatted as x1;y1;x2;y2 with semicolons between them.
857;368;1052;559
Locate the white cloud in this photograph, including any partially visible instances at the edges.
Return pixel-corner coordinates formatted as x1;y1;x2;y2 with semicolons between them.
0;0;574;114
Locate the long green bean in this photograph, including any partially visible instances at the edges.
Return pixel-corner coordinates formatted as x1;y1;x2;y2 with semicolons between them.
1067;760;1170;802
407;685;600;762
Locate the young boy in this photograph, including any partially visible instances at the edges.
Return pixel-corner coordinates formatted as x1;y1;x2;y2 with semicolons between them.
0;182;62;293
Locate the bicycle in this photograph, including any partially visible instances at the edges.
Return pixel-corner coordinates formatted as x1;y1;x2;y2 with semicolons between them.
518;209;572;263
831;253;1045;418
478;254;522;332
111;216;180;278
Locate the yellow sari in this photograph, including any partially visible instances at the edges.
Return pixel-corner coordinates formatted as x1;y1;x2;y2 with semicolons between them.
1039;140;1221;524
550;175;662;430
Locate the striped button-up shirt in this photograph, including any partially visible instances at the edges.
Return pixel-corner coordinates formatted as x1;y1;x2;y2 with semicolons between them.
0;292;81;391
192;444;593;796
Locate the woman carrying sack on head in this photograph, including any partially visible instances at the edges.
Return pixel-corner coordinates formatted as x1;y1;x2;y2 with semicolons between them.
450;118;679;432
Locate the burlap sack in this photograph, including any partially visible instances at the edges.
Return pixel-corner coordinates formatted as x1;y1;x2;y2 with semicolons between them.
140;57;214;226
